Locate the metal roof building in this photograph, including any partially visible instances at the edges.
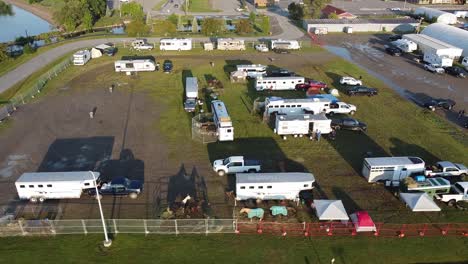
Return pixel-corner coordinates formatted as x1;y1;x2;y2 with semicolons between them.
403;34;463;58
414;7;458;25
422;23;468;57
303;18;418;33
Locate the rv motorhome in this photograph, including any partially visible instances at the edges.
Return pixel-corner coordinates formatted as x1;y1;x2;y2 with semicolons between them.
391;39;417;53
274;113;332;139
236;64;267;78
160;38;192;51
114;60;156;72
184;77;198;112
255;76;305;91
235;172;315;201
424;53;453;67
211;100;234;141
217;38;246;51
73;50;91;66
15;171;98;202
362;157;426;183
271;39;301;50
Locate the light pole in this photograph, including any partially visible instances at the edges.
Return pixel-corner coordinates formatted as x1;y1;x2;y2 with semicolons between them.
89;171;112;247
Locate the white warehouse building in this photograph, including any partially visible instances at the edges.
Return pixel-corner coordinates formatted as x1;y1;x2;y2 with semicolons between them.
422;23;468;57
403;34;463;58
303;18;418;33
414;7;458;25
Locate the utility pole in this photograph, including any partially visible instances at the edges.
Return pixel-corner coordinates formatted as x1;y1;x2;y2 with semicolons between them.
89;171;112;247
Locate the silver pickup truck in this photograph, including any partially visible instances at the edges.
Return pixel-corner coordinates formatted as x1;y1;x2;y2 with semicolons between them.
435;182;468;205
212;156;261;176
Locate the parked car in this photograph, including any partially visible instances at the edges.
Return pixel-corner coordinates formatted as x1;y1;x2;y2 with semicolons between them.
424;64;445;74
88;177;143;199
389;7;401;11
425;161;468;178
445;66;466;78
212;156;261;176
104;47;117;56
254;43;269;52
331;118;367;132
269;68;294;77
295;80;327;91
339;76;362;86
163;60;173;73
388;34;402;41
346;86;378;96
325;102;357;115
385;46;402;56
435;182;468;205
423;98;456;111
174;4;179;7
273;48;290;54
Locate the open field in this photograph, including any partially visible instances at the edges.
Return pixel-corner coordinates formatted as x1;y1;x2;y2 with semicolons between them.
185;0;220;12
0;235;467;264
0;49;467;223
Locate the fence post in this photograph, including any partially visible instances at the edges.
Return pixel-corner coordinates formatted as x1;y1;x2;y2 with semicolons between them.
144;219;149;236
48;220;56;235
81;220;87;235
113;219;118;235
205;218;209;236
18;220;26;236
175;219;178;236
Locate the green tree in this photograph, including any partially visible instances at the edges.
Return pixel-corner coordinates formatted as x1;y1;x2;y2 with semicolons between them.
240;0;246;8
85;0;106;19
259;15;270;33
82;10;93;30
167;13;178;25
201;18;224;36
328;12;338;19
126;19;150;37
249;11;256;23
121;2;144;20
53;0;83;31
191;17;198;33
236;19;253;34
309;0;330;19
0;0;13;16
288;3;304;20
23;44;36;54
177;14;184;31
0;44;9;63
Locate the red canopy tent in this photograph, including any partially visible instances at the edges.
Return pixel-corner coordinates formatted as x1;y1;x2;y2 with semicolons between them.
350;211;376;232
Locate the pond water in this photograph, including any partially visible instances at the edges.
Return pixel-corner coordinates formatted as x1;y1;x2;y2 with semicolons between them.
0;5;53;43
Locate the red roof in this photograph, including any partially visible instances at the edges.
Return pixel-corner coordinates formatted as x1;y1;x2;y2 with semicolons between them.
322;5;355;19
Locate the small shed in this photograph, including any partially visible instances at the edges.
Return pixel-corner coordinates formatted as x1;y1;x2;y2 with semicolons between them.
349;211;376;232
204;42;214;51
414;7;458;25
230;70;247;83
314;200;349;221
400;192;441;212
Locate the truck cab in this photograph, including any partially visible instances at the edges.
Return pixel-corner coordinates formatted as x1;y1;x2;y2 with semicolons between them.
213;156;261;176
325;102;356;115
436;182;468;205
88;177;143;199
425;161;468;178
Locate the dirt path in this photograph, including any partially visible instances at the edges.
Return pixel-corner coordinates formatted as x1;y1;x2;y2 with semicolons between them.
3;0;55;25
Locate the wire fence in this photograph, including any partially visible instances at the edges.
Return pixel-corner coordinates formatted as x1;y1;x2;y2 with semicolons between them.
0;218;466;238
0;57;72;122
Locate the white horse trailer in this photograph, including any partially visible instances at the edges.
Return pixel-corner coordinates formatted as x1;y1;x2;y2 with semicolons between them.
15;171;98;202
73;50;91;65
362;157;426;183
217;38;246;51
160;38;192;51
265;97;330;116
236;64;267;78
271;39;301;50
211;100;234;141
255;76;305;91
274;113;332;139
235;172;315;201
114;60;156;72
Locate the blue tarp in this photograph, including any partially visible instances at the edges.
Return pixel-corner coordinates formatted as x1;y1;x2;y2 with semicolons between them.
307;94;340;103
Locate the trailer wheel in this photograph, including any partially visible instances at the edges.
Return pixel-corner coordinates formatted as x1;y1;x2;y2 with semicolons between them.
461;174;467;181
30;197;38;203
38;197;46;203
350;110;356;115
217;170;226;176
448;199;456;207
248;169;257;173
129;193;138;199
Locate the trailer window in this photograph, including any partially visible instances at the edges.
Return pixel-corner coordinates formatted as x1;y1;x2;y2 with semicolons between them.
47;184;52;187
38;185;43;188
303;184;308;187
291;105;296;107
267;186;272;189
19;185;25;188
249;186;254;189
286;105;291;108
297;105;301;107
227;129;232;133
274;105;279;108
29;185;34;188
258;186;263;189
240;186;245;189
84;183;90;186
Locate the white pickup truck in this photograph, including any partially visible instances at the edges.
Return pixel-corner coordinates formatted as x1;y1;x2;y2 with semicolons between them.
132;39;154;51
425;161;468;178
435;182;468;205
212;156;261;176
325;102;357;115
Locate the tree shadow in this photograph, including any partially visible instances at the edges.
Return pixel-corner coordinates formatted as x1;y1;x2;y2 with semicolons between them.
223;59;253;79
389;138;440;165
332;187;361;213
166;164;209;210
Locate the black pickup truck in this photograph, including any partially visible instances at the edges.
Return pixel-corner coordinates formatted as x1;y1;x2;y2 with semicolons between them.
88;177;143;199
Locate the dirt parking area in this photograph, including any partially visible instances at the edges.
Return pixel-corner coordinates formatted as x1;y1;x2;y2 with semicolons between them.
319;34;468;128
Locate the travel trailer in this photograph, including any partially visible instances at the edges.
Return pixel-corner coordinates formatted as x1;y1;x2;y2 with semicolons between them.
236;64;267;78
211;100;234;141
217;38;246;51
362;157;426;183
255;76;305;91
271;39;301;50
391;39;417;53
15;171;98;202
274;113;332;139
73;50;91;66
235;172;315;201
114;60;156;72
423;53;453;67
184;77;198;112
264;97;355;116
160;38;192;51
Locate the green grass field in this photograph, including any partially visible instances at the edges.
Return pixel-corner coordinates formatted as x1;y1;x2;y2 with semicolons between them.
184;0;220;12
0;235;467;263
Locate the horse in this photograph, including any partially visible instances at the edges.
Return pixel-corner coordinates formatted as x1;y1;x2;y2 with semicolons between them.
240;208;264;220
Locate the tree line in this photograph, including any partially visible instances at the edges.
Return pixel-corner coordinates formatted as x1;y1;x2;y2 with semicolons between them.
0;0;13;16
52;0;107;31
288;0;331;20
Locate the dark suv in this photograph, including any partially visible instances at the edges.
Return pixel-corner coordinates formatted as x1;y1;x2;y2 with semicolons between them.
163;60;173;73
385;46;402;56
423;99;455;111
346;86;378;96
331;118;367;132
445;67;466;78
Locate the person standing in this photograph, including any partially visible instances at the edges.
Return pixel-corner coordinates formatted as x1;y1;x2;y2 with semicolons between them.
316;129;321;142
458;109;465;119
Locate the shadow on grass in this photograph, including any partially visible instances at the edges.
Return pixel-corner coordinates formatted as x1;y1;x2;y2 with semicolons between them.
332;187;361;213
389;138;440;165
121;55;156;61
223;59;253;79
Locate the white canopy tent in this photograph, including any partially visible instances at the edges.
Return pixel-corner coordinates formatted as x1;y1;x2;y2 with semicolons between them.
314;200;349;221
400;192;441;212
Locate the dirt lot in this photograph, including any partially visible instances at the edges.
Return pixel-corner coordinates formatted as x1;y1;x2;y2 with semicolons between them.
319;33;468;128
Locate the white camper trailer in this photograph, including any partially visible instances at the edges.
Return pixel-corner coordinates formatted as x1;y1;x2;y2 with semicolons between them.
160;38;192;51
235;172;315;201
265;97;330;116
184;77;198;112
362;157;425;183
73;50;91;65
271;39;301;50
255;76;305;91
15;171;98;202
211;100;234;141
236;64;267;78
114;60;156;72
423;53;453;67
217;38;246;51
391;39;417;53
274;113;332;139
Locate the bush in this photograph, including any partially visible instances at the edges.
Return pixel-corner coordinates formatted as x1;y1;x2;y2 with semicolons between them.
126;19;150;37
201;18;224;36
236;19;253;35
121;2;144;20
23;44;36;54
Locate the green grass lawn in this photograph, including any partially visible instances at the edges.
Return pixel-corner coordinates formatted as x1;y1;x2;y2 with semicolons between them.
0;235;467;263
153;0;168;11
184;0;220;12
